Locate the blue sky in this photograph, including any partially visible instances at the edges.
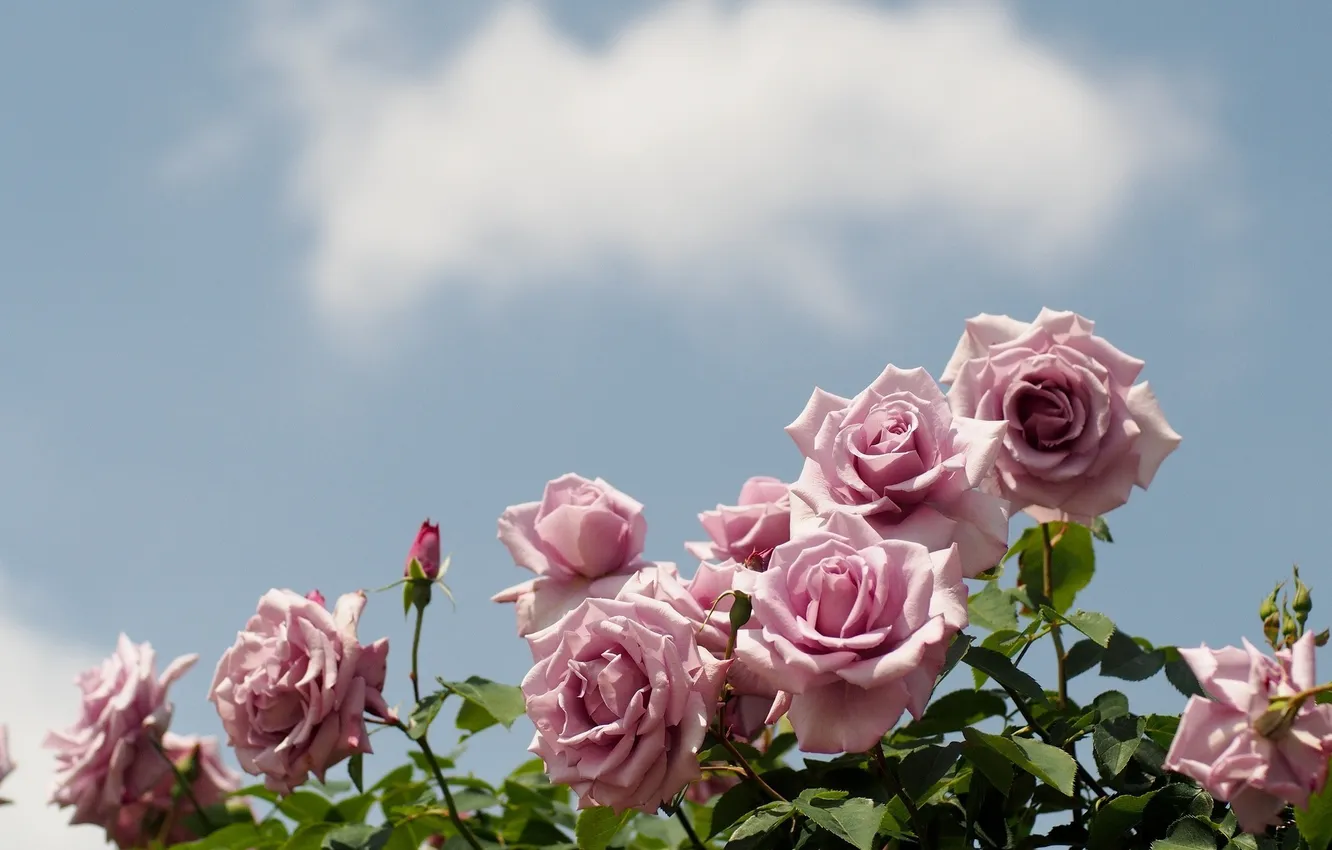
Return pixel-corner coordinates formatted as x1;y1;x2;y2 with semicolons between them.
2;1;1330;845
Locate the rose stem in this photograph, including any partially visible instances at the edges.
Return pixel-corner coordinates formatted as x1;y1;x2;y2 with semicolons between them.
672;805;709;850
1040;523;1069;710
148;737;215;832
402;604;485;850
871;748;926;846
410;599;426;705
715;735;786;803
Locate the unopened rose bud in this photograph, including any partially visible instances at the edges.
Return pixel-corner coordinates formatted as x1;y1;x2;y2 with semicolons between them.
1263;611;1282;648
1293;567;1312;623
1281;601;1300;646
425;836;446;848
305;589;326;607
1259;583;1282;622
405;520;442;580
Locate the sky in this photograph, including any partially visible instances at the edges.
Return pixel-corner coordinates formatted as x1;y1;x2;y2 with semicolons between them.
2;0;1330;845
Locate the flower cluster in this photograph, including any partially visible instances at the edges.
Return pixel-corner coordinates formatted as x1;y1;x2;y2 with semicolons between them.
13;306;1332;850
497;309;1196;813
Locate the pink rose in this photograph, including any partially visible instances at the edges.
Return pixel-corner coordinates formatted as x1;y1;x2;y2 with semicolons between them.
0;724;13;793
209;589;393;794
107;733;240;848
737;514;967;753
405;519;442;579
685;477;792;563
617;565;777;727
494;474;662;636
942;309;1181;523
1163;632;1332;833
522;596;730;813
786;364;1009;577
44;635;198;837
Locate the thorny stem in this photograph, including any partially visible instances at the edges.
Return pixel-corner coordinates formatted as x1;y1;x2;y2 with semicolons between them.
717;735;786;803
872;748;927;847
393;717;483;850
148;736;214;833
402;603;484;850
410;596;426;706
1040;523;1069;711
672;805;709;850
991;680;1108;800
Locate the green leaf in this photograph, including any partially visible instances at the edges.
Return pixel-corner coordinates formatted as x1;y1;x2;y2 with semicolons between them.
937;632;973;685
347;753;364;794
962;645;1048;705
1163;649;1208;699
1297;771;1332;850
1061;610;1116;647
727;803;795;848
792;790;884;850
281;823;339;850
899;742;964;801
323;824;394;850
902;689;1007;737
1149;817;1219;850
331;793;376;825
1065;639;1105;679
1141;784;1214;837
1094;690;1130;721
1087;791;1157;850
278;791;334;822
969;584;1018;633
961;740;1015;796
1093;716;1146;778
575;807;634;850
440;677;526;730
961;729;1076;796
1017;522;1096;613
1100;631;1166;682
711;780;771;838
456;699;502;736
408;691;449;741
1091;517;1113;543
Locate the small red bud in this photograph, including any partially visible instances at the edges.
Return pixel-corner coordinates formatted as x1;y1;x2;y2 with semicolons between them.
405;520;442;580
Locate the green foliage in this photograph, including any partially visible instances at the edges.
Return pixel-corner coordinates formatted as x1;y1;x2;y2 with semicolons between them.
440;677;527;735
1013;522;1096;613
791;790;884;850
575;807;635;850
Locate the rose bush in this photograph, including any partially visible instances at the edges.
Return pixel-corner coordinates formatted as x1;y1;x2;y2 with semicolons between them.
11;306;1332;850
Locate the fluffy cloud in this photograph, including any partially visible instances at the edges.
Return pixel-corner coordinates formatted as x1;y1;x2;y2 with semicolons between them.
245;0;1214;326
0;571;112;849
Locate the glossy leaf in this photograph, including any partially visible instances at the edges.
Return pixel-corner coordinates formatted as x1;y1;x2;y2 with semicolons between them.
961;729;1076;796
793;790;884;850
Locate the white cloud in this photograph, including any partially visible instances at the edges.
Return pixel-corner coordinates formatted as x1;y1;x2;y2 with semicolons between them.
246;0;1215;327
0;571;111;848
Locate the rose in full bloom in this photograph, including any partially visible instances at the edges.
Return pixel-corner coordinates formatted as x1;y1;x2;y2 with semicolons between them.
209;589;393;794
942;308;1181;523
0;724;13;795
685;476;792;563
786;364;1008;577
737;514;967;753
616;564;777;738
44;635;198;838
106;734;241;848
405;519;442;579
1163;632;1332;833
494;474;665;635
522;595;730;813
